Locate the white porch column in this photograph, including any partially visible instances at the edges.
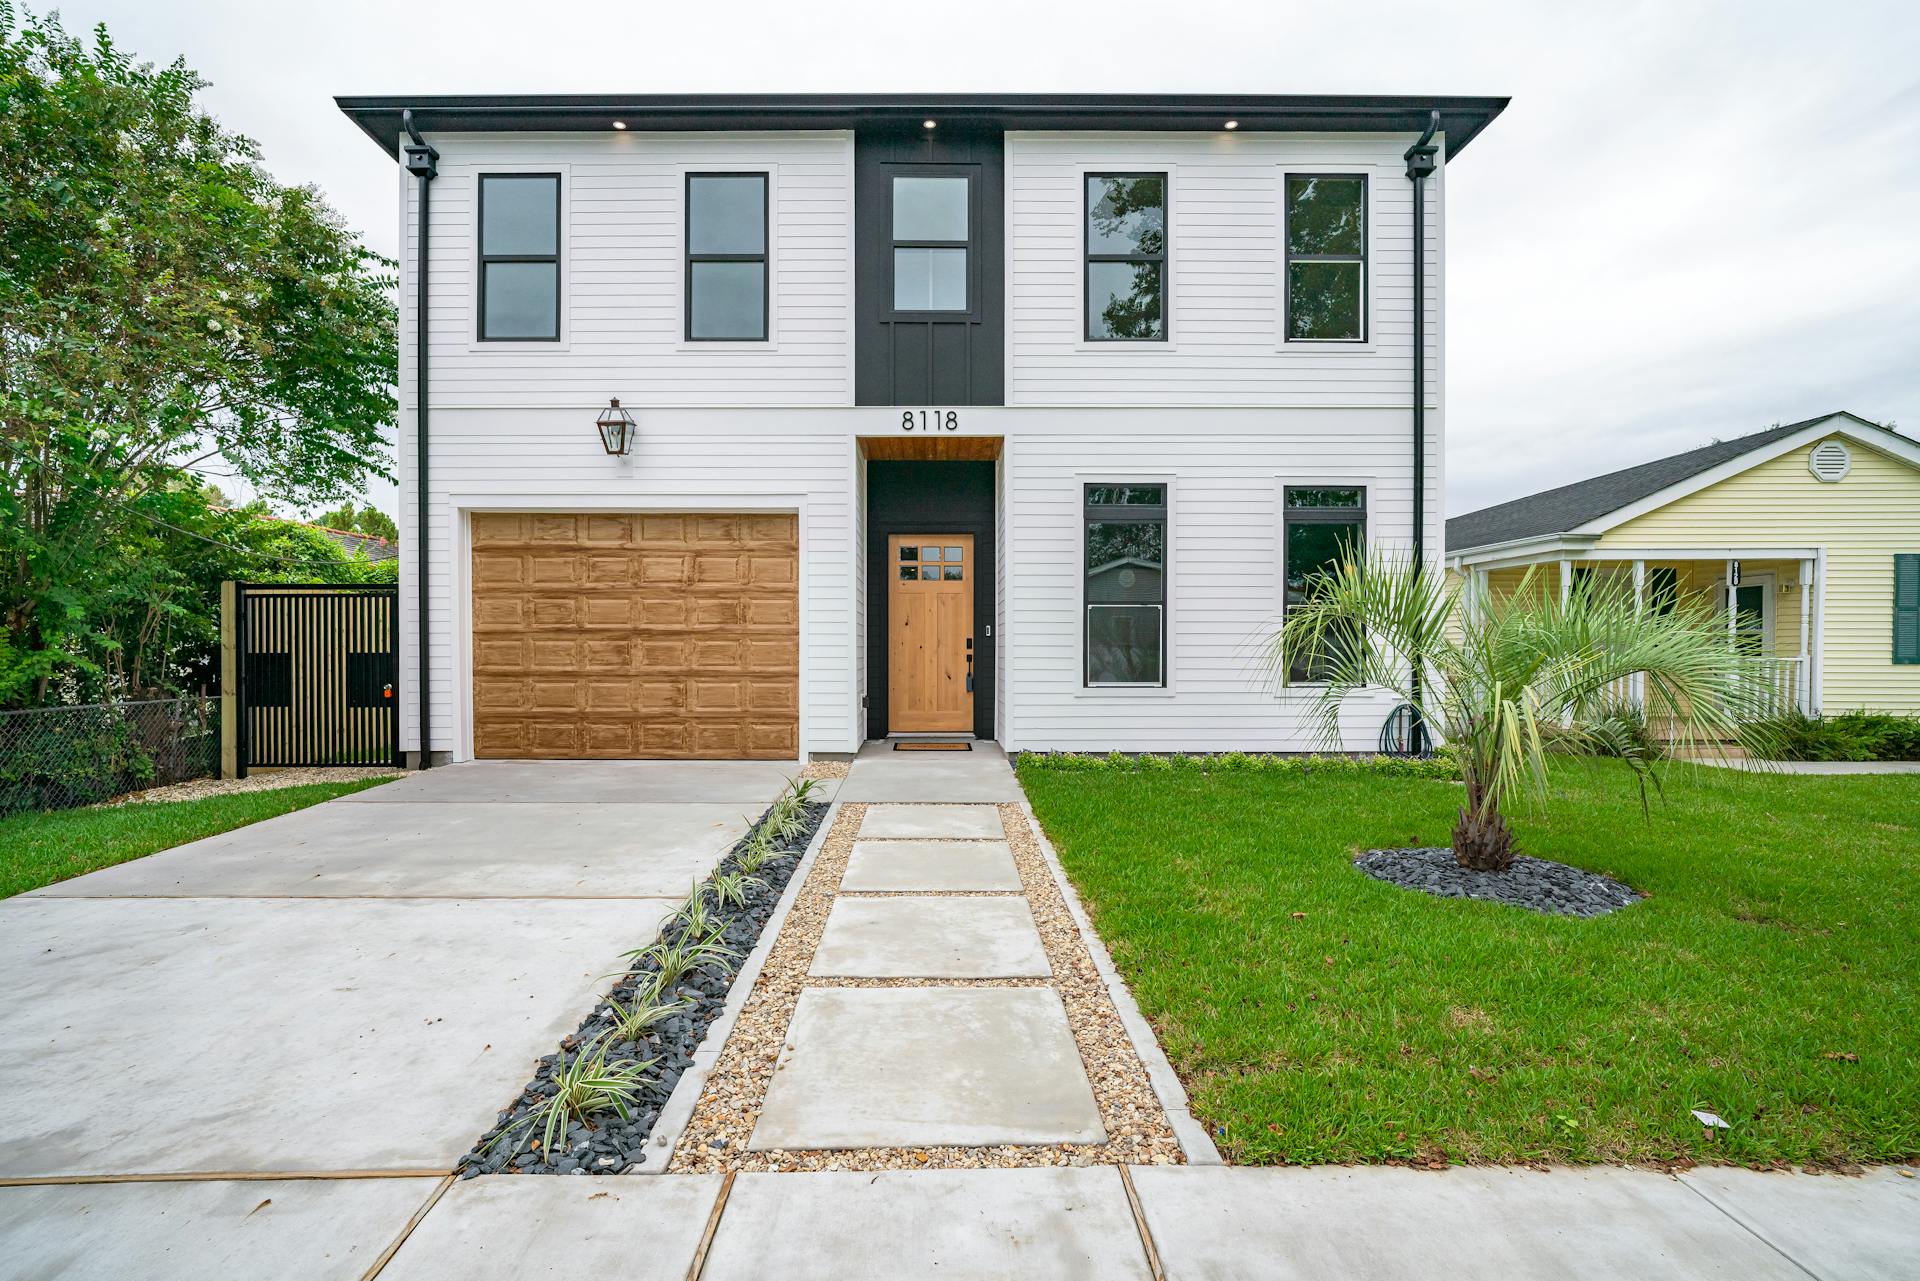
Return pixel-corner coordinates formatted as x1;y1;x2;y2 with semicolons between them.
1799;556;1814;714
1559;559;1573;606
1631;560;1647;711
1474;568;1489;625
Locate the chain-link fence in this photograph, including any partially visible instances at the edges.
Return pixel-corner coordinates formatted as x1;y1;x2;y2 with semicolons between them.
0;697;220;816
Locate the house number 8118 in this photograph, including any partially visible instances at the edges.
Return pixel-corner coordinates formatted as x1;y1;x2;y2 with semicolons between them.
902;410;959;432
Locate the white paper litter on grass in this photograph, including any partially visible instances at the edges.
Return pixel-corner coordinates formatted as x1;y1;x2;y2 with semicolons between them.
1691;1109;1731;1130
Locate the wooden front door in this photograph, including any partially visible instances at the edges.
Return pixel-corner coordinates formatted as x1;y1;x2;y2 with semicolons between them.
888;534;974;733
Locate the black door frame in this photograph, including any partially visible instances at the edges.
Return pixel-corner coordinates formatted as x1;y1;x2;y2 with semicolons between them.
865;460;995;740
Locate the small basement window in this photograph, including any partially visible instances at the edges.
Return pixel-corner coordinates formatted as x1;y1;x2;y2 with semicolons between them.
686;173;769;341
478;174;561;341
1085;485;1167;687
1285;175;1367;342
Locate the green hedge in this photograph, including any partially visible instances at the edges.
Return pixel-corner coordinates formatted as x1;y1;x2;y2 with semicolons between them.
1016;748;1460;780
1745;710;1920;762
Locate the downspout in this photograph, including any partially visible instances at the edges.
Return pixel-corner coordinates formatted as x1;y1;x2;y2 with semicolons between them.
1404;110;1440;756
403;111;439;768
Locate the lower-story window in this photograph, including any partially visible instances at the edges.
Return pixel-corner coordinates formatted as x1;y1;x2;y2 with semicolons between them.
1284;485;1366;683
1085;484;1167;686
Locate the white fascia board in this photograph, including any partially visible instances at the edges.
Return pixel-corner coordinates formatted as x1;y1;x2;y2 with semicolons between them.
1449;533;1599;568
1568;414;1920;536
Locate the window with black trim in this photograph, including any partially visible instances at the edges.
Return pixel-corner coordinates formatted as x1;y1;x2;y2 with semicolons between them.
1285;175;1366;342
1086;174;1166;341
891;173;970;313
478;174;561;341
1283;486;1366;682
1085;485;1167;686
686;173;768;341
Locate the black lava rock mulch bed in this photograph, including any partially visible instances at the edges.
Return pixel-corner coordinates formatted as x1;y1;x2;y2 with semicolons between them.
1354;846;1642;918
457;798;829;1178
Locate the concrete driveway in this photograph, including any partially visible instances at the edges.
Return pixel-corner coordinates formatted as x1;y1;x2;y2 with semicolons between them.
0;760;809;1271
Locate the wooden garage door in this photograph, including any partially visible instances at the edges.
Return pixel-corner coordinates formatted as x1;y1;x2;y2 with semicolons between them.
471;513;798;759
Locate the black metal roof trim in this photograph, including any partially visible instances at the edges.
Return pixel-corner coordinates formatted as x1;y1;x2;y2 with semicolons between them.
334;93;1508;158
1446;411;1895;554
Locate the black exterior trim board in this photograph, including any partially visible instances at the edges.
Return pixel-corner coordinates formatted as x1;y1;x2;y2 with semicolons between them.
337;94;1509;159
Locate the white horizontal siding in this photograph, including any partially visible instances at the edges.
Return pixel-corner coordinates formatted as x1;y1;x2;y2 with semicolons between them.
398;131;854;411
395;406;856;759
1001;407;1440;752
1006;132;1444;407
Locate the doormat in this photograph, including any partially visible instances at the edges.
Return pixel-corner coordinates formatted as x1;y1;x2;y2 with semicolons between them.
892;741;973;751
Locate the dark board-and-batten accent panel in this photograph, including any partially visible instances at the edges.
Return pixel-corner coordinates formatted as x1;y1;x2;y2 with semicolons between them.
865;461;995;740
855;126;1005;407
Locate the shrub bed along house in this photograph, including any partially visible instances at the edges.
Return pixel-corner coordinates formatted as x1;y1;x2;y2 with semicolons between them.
1747;709;1920;762
458;780;829;1177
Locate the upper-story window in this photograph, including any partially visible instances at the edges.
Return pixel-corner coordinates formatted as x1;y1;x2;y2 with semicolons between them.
892;174;970;313
1284;175;1367;343
1085;174;1166;341
686;173;769;341
478;174;561;341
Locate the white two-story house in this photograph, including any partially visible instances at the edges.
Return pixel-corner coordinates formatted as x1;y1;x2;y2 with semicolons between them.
335;94;1507;764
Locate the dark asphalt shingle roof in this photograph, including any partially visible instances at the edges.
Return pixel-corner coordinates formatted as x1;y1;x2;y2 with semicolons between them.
1446;413;1887;553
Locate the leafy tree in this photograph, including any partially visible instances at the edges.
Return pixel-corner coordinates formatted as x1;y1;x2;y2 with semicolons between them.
1272;556;1781;871
313;500;399;545
0;5;396;705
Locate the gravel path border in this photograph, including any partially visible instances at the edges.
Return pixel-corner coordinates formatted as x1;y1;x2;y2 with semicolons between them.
454;799;830;1178
1355;846;1643;918
667;802;1183;1173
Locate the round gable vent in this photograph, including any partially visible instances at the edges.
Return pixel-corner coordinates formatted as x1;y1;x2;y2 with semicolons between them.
1808;439;1851;482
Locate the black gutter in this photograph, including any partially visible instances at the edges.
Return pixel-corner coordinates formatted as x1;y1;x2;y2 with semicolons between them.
1404;110;1440;757
402;110;438;769
335;93;1508;159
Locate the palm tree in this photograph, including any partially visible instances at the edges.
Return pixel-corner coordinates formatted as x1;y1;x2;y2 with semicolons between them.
1272;554;1782;871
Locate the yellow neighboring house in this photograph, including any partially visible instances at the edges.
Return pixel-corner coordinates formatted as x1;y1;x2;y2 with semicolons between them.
1446;412;1920;717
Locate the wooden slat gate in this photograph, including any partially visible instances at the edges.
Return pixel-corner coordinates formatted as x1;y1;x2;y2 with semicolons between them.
234;583;400;776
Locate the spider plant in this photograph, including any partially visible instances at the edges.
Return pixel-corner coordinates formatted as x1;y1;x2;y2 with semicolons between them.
601;976;690;1044
488;1033;654;1159
710;870;767;910
674;881;725;943
1270;552;1783;871
764;795;806;844
734;823;778;874
624;933;739;987
787;776;823;806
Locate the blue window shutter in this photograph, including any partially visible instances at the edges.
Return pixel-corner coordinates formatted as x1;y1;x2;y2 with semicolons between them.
1896;554;1920;665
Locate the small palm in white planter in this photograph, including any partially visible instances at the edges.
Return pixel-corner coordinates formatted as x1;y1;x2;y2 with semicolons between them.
1271;554;1781;871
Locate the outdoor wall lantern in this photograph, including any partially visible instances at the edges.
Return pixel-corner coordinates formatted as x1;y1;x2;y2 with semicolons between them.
596;397;636;456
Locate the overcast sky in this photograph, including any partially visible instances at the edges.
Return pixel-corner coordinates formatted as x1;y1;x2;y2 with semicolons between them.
48;0;1920;519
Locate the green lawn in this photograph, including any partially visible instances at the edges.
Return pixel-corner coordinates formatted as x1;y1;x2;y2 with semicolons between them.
1018;757;1919;1167
0;779;393;899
